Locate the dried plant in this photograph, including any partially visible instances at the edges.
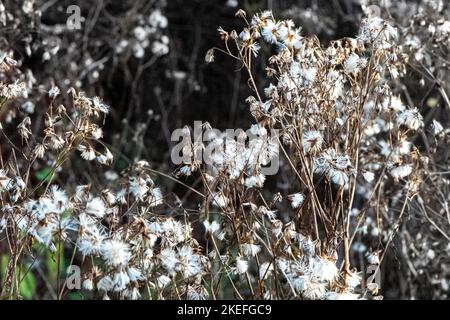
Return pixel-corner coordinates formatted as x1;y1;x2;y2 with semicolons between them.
1;1;450;300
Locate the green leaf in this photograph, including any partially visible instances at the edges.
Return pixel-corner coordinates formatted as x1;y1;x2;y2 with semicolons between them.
0;254;9;280
19;269;37;300
68;292;84;300
47;242;65;285
35;167;56;182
